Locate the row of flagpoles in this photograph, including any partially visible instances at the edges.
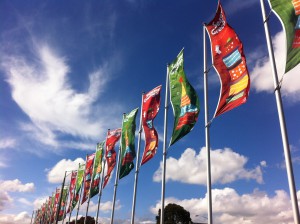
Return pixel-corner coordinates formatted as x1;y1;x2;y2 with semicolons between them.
31;0;300;223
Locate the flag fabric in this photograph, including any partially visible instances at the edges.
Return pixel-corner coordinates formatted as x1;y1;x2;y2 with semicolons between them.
141;86;161;165
103;128;122;188
205;2;250;117
269;0;300;73
119;108;138;179
58;185;69;221
90;141;104;198
169;49;200;146
81;153;95;204
70;163;85;211
66;171;77;213
53;188;61;222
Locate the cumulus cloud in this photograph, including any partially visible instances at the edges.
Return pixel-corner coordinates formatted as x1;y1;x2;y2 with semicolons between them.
153;147;264;185
0;212;31;224
150;188;300;224
1;43;122;149
251;31;300;102
46;157;85;183
0;179;35;192
0;191;13;211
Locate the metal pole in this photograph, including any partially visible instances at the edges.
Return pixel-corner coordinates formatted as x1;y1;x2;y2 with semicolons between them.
160;65;169;224
56;171;67;224
69;166;80;224
110;116;125;224
75;162;87;224
203;24;213;224
95;160;106;224
260;0;300;223
30;210;34;224
62;185;70;224
130;93;144;224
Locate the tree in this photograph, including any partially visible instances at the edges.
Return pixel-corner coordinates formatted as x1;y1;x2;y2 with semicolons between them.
66;215;95;224
156;203;192;224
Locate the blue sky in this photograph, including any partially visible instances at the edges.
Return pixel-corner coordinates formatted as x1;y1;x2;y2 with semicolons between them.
0;0;300;223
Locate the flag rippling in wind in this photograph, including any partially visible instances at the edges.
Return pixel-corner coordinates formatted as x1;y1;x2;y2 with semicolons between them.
205;2;250;117
103;128;122;188
269;0;300;73
66;171;77;213
70;163;85;211
169;49;200;146
141;86;161;165
81;153;95;204
119;108;138;179
58;185;69;221
90;141;104;198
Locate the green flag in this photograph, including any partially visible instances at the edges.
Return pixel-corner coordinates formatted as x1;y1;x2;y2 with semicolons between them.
169;49;200;146
119;108;138;179
269;0;300;73
90;141;104;198
58;185;69;221
70;163;85;211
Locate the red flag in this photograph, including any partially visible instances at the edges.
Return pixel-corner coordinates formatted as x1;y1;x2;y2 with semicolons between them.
205;2;250;117
81;153;95;204
67;170;77;213
52;188;60;222
103;128;121;188
141;85;161;165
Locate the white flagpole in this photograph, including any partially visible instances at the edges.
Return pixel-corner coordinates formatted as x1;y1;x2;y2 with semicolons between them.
75;161;87;224
260;0;300;223
110;115;125;224
95;159;106;224
130;93;144;224
160;65;169;224
203;24;213;224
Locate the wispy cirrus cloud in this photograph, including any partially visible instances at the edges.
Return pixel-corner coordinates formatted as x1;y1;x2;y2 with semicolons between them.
153;147;264;185
0;138;17;149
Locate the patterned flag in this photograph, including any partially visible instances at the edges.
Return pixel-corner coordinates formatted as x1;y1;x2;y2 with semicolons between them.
269;0;300;72
205;2;250;117
119;108;138;179
58;185;69;221
81;153;95;204
90;141;104;198
169;49;200;146
141;86;161;165
103;128;122;188
70;163;85;211
53;188;61;222
66;171;77;213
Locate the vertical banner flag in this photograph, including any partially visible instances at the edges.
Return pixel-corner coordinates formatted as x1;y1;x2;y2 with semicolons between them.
169;49;200;146
66;171;77;213
141;86;161;165
269;0;300;73
53;188;61;222
103;128;122;188
81;153;95;204
205;2;250;117
50;192;55;223
90;141;104;198
58;185;69;221
119;108;139;179
70;164;85;211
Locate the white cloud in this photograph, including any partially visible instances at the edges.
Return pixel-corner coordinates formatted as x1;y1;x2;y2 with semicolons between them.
153;147;263;185
0;179;35;192
150;188;300;224
1;43;122;149
18;197;32;206
251;31;300;102
33;196;48;210
47;157;85;183
0;212;31;224
0;191;13;211
0;138;17;149
79;200;122;214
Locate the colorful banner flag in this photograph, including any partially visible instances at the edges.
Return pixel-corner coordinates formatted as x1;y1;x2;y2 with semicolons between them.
70;163;85;211
66;171;77;213
103;128;122;188
141;86;161;165
81;153;95;204
58;185;69;221
53;188;61;222
90;141;104;198
269;0;300;73
119;108;138;179
169;49;200;146
205;2;250;117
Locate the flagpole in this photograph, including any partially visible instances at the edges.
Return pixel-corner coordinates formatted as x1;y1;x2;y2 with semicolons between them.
75;162;87;224
68;167;80;224
260;0;300;223
95;159;106;224
130;93;144;224
203;24;213;224
56;171;67;224
84;152;96;224
62;185;70;224
110;115;125;224
160;65;169;224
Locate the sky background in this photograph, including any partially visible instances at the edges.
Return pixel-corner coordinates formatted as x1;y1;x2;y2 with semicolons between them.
1;0;300;223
